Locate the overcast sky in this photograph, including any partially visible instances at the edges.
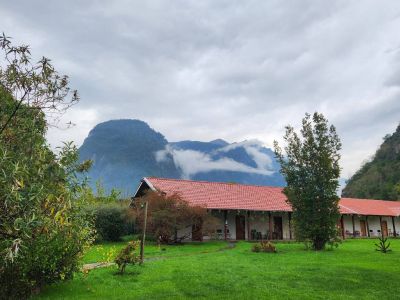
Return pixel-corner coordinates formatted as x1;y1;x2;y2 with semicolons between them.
1;0;400;178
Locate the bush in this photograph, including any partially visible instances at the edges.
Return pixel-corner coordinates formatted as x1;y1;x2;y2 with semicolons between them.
115;241;140;274
375;235;392;253
251;241;277;253
91;204;126;242
134;191;220;244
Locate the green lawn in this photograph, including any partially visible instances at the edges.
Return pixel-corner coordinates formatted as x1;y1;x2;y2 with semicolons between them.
35;239;400;299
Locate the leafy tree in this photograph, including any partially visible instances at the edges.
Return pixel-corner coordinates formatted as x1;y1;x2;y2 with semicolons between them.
133;191;220;244
0;33;78;135
0;35;93;299
274;112;341;250
342;124;400;200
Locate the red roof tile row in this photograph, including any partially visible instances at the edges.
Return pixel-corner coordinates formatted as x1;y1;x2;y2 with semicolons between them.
142;177;400;217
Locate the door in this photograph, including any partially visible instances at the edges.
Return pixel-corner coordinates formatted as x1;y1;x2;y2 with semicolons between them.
381;220;388;237
235;215;246;240
192;222;203;241
360;220;367;237
274;216;283;240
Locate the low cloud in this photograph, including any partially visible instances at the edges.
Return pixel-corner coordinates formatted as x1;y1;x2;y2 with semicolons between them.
219;140;273;170
155;141;275;178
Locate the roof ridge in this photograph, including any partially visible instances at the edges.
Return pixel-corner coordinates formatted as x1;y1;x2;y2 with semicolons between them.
145;176;285;189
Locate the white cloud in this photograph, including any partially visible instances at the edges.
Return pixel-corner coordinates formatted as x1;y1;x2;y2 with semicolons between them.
155;142;275;178
218;140;273;169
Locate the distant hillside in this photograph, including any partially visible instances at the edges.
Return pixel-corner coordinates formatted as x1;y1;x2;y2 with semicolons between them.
342;124;400;200
79;120;180;194
79;119;285;194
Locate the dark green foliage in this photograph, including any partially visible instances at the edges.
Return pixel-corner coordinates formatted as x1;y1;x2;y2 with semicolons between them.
274;112;341;250
0;36;92;299
0;88;94;299
342;124;400;200
92;204;126;242
115;241;140;274
375;235;392;253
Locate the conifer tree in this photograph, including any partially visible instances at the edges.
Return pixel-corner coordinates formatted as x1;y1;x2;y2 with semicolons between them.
274;112;341;250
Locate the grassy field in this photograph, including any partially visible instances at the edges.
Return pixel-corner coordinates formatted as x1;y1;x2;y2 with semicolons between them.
35;238;400;299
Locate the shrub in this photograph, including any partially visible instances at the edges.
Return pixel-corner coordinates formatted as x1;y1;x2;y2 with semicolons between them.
375;235;392;253
91;204;126;242
115;241;140;274
251;241;277;253
134;191;220;244
251;244;261;252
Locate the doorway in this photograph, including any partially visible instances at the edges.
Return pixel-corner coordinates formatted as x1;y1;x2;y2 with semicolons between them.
381;220;388;237
273;216;283;240
235;215;246;240
192;221;203;241
360;220;367;237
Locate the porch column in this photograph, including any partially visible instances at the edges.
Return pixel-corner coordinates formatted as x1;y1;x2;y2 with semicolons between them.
268;211;272;240
247;211;251;241
224;210;228;240
352;215;356;238
340;215;345;240
366;216;370;237
380;216;383;237
288;212;292;240
392;216;397;237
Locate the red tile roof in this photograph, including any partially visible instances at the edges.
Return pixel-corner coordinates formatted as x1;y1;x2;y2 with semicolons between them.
141;177;400;217
339;198;400;217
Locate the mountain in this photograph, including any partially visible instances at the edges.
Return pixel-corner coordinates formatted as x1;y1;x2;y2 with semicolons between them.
79;119;285;194
79;120;180;194
342;124;400;200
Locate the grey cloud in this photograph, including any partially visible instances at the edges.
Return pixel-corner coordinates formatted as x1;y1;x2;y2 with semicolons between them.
1;1;400;177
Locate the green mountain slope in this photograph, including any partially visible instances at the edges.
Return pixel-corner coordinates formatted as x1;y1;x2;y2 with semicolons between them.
342;124;400;200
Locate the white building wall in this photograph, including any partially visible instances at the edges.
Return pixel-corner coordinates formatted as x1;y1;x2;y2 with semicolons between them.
225;210;292;240
180;211;400;242
342;215;400;237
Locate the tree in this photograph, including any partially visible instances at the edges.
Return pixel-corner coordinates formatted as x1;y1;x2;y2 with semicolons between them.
0;36;93;299
341;124;400;200
133;191;220;244
274;112;341;250
0;33;78;135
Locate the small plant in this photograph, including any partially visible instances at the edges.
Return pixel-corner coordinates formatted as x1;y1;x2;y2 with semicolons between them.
375;235;392;253
115;241;140;274
251;240;276;253
327;236;342;250
251;244;261;252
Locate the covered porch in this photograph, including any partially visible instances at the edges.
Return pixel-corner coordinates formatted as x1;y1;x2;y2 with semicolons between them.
339;214;400;239
210;209;293;241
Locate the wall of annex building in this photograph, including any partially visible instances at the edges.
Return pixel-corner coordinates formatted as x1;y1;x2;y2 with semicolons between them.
342;215;400;237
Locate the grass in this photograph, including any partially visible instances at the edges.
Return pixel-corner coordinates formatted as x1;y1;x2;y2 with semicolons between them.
35;238;400;299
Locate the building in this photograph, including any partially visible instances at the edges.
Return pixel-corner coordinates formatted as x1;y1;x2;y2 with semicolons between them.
133;177;400;241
